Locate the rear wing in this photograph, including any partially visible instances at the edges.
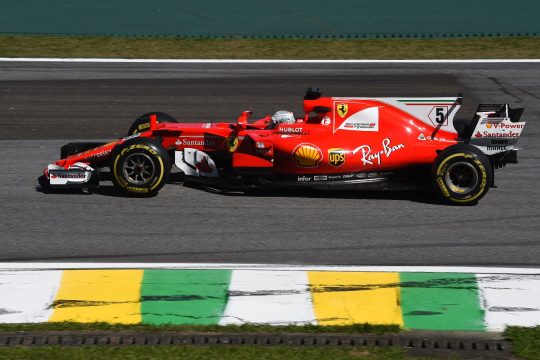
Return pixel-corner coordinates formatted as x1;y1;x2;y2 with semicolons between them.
474;103;524;122
467;103;526;156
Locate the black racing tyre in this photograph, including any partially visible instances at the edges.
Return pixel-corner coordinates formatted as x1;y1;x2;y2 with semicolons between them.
110;138;170;196
432;144;493;206
127;112;178;136
60;142;108;159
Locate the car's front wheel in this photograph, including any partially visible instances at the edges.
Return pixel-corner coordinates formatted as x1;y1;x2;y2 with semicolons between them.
110;139;170;196
432;144;492;206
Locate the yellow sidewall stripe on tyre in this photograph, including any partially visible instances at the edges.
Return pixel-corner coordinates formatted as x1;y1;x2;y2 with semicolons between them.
112;144;165;192
112;151;124;187
150;155;164;191
436;152;487;203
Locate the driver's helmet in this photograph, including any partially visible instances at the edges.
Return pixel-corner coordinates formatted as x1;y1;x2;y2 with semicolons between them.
271;110;296;125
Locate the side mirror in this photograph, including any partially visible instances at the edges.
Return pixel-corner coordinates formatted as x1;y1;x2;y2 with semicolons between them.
313;106;331;113
234;110;252;130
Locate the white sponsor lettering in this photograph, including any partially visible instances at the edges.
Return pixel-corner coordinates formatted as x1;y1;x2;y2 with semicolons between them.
175;137;216;146
487;146;508;151
278;127;304;133
353;138;405;166
123;133;141;141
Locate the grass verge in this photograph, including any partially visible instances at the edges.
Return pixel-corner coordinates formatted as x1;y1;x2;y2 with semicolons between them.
0;35;539;59
0;322;399;334
0;345;416;360
505;326;540;360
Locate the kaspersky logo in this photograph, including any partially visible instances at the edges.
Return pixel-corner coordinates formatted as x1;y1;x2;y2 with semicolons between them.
328;148;345;167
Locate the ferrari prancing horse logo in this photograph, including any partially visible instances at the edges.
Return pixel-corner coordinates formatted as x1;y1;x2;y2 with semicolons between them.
225;136;239;152
337;104;348;118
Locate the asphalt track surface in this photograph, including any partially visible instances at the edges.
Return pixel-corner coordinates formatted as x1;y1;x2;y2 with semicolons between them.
0;61;539;266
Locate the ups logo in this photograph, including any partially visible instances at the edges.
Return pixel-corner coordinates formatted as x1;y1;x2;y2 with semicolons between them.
328;148;345;167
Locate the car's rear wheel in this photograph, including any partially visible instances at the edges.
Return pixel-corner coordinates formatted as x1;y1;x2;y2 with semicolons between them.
110;138;170;196
432;144;492;206
127;112;178;136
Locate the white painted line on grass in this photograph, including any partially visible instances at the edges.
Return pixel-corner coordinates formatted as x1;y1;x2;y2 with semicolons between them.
0;270;62;323
0;263;539;274
477;274;540;331
220;270;315;325
0;58;539;63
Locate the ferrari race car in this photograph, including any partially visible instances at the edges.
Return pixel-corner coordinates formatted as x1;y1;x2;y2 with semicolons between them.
40;88;526;205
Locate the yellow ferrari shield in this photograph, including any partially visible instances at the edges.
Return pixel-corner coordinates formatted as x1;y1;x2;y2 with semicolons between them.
226;136;239;152
337;104;348;118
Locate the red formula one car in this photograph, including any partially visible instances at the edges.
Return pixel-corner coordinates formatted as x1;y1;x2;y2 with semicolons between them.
40;88;526;205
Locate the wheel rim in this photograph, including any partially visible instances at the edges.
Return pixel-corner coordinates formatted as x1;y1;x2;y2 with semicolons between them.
122;153;155;185
444;161;479;194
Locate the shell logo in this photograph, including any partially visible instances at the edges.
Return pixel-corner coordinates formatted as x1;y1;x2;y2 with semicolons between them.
292;143;322;167
486;123;492;128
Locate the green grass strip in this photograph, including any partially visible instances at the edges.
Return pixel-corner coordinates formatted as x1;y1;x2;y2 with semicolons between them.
141;270;231;325
0;345;410;360
0;322;399;334
505;326;540;360
400;273;485;331
0;35;539;59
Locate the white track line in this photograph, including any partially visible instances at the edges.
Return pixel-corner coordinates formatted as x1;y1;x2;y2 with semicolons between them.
0;58;539;63
0;263;539;274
